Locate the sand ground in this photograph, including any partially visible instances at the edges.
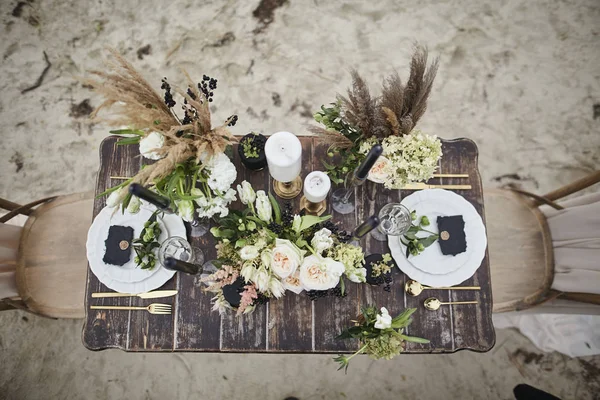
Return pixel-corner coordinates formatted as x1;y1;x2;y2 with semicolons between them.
0;0;599;399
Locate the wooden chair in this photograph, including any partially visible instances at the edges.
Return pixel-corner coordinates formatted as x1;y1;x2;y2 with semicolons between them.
485;171;600;313
0;192;93;318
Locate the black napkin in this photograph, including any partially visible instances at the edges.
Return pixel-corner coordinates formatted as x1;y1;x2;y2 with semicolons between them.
103;225;134;266
436;215;467;256
222;277;245;308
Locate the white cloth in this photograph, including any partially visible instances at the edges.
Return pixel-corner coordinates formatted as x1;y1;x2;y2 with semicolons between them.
0;222;21;299
540;192;600;295
494;313;600;357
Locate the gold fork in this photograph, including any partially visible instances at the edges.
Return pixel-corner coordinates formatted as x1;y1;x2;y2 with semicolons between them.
90;303;172;315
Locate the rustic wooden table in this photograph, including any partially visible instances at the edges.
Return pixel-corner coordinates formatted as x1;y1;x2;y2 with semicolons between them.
83;136;495;353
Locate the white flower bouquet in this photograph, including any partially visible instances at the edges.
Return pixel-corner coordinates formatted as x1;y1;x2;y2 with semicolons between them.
204;181;367;315
89;48;239;219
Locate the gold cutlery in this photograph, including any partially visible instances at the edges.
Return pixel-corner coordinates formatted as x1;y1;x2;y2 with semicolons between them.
91;290;178;299
403;183;472;190
424;297;478;311
405;280;480;297
90;303;172;315
432;174;469;178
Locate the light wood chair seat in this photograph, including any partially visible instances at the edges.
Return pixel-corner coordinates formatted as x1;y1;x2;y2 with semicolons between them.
6;192;93;318
485;189;554;312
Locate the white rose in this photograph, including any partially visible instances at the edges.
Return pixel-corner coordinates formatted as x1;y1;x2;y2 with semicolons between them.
240;245;260;261
126;195;141;214
374;307;392;330
283;270;304;294
255;190;272;223
299;255;345;291
175;199;195;222
367;156;391;184
236;180;256;205
139;132;165;160
311;228;333;254
269;277;285;298
106;186;127;208
270;239;303;279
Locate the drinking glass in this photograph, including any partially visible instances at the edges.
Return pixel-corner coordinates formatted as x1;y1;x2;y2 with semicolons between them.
371;203;412;241
158;236;203;267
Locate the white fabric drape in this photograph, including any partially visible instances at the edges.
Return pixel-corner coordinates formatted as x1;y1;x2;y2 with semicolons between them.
541;192;600;295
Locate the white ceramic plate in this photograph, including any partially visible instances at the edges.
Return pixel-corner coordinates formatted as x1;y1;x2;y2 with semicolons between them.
86;205;185;293
388;189;487;287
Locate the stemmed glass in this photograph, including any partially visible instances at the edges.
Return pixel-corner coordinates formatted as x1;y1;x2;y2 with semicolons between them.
371;203;412;241
158;236;205;274
331;145;383;215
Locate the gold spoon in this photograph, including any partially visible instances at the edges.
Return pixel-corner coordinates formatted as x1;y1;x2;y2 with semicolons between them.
405;280;481;297
424;297;478;311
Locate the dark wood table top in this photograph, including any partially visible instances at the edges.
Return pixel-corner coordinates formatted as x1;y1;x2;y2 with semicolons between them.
83;136;495;353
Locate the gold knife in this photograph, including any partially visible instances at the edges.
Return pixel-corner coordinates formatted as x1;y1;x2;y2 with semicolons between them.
432;174;469;178
91;290;178;299
403;183;472;190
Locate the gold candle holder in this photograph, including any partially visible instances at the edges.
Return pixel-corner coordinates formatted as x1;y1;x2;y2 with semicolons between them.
273;176;303;199
300;196;326;216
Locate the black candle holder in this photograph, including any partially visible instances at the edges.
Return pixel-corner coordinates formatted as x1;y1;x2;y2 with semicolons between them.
238;133;267;171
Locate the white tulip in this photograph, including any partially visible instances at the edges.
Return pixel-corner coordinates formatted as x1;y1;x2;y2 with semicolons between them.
255;190;272;223
236;180;256;205
126;195;141;214
347;267;367;283
175;199;195;222
106;186;127;208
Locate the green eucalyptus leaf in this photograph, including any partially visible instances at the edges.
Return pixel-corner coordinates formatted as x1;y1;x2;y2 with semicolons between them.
299;215;331;232
399;334;430;344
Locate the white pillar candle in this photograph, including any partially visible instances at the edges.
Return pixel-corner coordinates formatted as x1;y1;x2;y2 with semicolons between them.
303;171;331;203
265;131;302;183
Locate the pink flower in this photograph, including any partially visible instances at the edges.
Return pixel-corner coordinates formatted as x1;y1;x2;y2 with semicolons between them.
237;284;258;315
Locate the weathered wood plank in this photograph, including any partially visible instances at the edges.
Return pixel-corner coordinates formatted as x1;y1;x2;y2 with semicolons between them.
442;140;495;352
220;144;268;351
83;139;137;350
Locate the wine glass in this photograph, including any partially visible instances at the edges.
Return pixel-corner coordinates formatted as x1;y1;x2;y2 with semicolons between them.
371;203;412;241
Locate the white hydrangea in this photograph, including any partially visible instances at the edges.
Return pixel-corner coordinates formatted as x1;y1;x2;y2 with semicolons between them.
363;131;442;189
206;153;237;193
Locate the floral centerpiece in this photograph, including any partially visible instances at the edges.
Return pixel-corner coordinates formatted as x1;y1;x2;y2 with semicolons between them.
311;46;443;189
203;180;367;315
87;48;239;221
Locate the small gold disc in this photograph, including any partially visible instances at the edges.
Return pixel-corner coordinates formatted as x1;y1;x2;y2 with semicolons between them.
440;231;450;241
119;240;130;250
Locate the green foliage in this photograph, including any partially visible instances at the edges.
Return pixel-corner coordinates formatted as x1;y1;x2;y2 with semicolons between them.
314;101;366;185
132;211;162;269
402;213;439;257
334;307;428;373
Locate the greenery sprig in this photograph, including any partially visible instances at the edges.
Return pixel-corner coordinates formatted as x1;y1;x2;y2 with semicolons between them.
334;307;429;373
315;101;365;185
401;212;439;257
132;210;162;269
